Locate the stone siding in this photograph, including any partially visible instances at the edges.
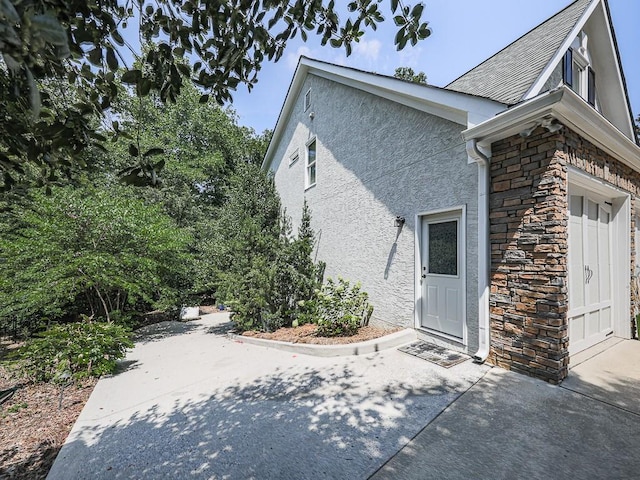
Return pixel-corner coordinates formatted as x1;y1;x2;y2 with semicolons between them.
489;124;639;383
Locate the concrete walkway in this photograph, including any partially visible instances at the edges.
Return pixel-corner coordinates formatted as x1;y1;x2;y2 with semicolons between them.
47;313;490;479
372;339;640;480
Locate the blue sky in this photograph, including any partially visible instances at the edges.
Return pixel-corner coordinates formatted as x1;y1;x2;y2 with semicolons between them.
227;0;640;134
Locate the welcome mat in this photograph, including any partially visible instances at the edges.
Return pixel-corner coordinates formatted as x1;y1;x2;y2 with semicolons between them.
398;341;469;368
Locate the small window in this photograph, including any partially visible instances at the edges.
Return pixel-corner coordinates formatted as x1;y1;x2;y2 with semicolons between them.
289;150;299;166
306;138;316;188
304;88;311;112
563;43;597;108
428;220;458;276
587;67;596;106
563;49;573;87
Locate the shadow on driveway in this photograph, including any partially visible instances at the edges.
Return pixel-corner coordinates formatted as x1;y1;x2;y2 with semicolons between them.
48;363;472;479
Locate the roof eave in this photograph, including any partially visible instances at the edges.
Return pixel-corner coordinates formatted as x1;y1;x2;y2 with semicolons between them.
261;58;311;172
463;85;640;172
262;57;506;171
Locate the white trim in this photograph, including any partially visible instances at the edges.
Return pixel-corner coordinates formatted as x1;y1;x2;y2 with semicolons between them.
414;205;467;346
567;165;628;198
463;86;640;171
524;0;635;139
305;136;317;189
524;0;599;101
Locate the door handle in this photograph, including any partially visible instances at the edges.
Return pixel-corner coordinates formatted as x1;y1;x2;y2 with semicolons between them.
584;265;594;284
421;274;426;279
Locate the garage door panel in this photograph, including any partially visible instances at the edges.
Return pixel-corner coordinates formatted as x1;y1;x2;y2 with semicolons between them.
568;189;614;355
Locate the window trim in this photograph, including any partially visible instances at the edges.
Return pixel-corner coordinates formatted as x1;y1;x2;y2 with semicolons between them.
303;88;311;112
563;46;597;108
305;137;317;189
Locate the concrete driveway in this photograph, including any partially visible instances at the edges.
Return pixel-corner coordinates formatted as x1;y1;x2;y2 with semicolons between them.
48;313;640;479
47;313;490;479
372;338;640;479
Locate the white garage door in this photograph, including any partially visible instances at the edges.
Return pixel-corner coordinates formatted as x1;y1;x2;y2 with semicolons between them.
568;187;614;354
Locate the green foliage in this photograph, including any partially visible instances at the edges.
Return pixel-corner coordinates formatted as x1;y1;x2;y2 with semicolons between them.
197;162;281;331
0;185;192;334
6;402;28;414
0;0;430;190
393;66;427;84
106;80;269;212
17;320;134;383
269;203;326;328
315;278;374;337
203;164;324;332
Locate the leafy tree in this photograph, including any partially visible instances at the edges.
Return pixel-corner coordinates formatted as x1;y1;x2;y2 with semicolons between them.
198;162;281;330
269;202;326;327
0;0;430;189
0;185;192;334
394;66;427;84
107;80;268;210
201;163;324;331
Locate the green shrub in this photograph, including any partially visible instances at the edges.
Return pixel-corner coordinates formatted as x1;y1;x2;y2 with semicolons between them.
315;278;374;337
0;185;192;335
17;320;134;383
206;164;324;332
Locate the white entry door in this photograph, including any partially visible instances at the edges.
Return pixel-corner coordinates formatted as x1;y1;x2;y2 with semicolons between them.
419;212;464;339
568;188;614;354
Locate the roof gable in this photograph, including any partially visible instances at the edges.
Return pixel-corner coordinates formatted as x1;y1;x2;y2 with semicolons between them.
525;0;635;140
447;0;635;141
445;0;592;105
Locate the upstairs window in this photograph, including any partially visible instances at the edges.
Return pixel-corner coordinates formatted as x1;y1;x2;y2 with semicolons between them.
563;33;597;108
563;49;573;87
306;138;316;188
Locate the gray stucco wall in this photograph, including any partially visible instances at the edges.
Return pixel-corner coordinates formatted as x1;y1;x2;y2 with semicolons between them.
541;61;564;93
270;74;479;352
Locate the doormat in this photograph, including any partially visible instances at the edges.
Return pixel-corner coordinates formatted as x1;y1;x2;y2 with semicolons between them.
398;341;469;368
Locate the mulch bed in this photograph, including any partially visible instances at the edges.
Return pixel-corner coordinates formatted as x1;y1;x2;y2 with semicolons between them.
0;360;96;480
242;323;401;345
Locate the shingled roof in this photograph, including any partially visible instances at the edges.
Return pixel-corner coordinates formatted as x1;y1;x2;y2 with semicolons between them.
445;0;593;105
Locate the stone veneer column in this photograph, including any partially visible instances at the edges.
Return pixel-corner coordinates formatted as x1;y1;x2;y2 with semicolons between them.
488;127;569;384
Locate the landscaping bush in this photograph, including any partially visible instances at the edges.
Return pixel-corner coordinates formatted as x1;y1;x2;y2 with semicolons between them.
18;320;134;383
0;185;192;335
315;278;374;337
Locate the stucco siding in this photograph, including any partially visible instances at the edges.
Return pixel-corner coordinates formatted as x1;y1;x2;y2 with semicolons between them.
271;74;479;352
541;62;564;94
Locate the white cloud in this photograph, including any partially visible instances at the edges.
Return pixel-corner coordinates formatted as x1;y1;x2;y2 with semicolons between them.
286;46;312;71
397;46;424;69
354;39;382;61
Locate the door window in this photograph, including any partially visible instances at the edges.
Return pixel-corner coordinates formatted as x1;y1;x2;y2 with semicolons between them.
428;220;458;276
